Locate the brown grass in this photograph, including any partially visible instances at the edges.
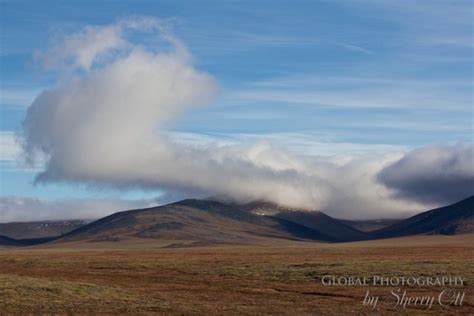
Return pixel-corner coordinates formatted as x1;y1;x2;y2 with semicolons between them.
0;234;473;315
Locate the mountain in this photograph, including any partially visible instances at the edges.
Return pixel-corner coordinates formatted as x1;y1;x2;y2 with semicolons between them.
271;211;368;242
0;235;58;247
4;197;471;248
372;196;474;238
54;199;341;245
237;201;367;241
0;235;23;247
51;199;362;244
0;220;89;239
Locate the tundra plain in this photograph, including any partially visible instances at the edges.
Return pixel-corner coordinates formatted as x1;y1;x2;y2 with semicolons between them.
0;234;472;315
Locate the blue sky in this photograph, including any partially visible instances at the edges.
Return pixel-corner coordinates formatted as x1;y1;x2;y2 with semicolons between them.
0;0;472;220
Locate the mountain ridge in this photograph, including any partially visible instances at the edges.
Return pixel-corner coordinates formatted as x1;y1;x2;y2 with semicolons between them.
0;220;89;239
371;196;474;238
54;198;340;244
1;196;473;247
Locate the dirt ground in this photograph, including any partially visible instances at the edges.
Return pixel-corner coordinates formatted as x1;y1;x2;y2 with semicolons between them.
0;234;472;315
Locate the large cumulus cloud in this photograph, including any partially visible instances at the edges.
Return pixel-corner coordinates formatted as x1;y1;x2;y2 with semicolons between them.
18;17;473;219
22;17;331;210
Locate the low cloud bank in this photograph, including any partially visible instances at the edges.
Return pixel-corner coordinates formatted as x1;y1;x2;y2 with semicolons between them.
18;17;473;220
378;144;474;204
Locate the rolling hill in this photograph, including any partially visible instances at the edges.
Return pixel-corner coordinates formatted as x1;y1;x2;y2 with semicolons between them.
271;210;368;242
0;235;23;247
54;199;341;245
0;220;89;239
372;196;474;238
1;196;472;248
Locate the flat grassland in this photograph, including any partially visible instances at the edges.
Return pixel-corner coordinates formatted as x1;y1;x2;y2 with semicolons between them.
0;235;472;315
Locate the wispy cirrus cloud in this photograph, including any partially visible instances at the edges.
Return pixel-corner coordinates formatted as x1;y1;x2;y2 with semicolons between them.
338;0;473;49
230;74;472;110
337;43;372;55
169;131;407;157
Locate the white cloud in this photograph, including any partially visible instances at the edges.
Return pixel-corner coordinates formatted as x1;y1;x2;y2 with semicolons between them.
18;17;473;220
0;132;21;161
0;131;45;171
39;16;188;71
45;24;125;70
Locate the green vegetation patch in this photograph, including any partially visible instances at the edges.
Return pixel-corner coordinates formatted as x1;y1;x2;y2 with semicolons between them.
0;274;166;313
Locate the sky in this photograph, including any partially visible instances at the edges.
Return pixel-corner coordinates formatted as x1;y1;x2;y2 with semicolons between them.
0;0;472;222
